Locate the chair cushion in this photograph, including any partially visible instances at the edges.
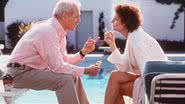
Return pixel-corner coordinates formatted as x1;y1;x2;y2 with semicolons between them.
143;61;185;76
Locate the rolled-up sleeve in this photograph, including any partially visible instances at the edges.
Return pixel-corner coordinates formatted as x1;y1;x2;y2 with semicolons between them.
66;52;84;65
34;28;85;77
107;49;129;72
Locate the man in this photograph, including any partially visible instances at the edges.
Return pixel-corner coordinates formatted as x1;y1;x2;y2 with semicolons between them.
7;0;100;104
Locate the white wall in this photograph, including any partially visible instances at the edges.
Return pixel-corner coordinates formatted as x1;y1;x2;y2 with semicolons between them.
66;0;112;48
114;0;184;41
5;0;58;25
5;0;184;44
80;0;112;37
5;0;112;47
140;0;184;41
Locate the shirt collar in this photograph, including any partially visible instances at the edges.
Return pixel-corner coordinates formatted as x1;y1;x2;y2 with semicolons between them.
50;17;67;38
128;27;143;39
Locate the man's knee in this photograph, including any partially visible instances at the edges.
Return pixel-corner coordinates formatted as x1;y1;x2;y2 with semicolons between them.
56;74;75;88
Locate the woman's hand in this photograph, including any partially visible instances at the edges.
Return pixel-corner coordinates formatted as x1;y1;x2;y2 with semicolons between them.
104;32;116;51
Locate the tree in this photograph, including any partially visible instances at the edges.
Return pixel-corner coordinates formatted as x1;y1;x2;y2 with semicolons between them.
98;12;105;40
155;0;185;41
0;0;9;21
6;21;32;48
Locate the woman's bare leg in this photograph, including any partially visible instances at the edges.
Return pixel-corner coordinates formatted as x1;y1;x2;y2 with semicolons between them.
116;93;125;104
104;71;138;104
104;71;121;104
120;81;135;97
116;81;135;104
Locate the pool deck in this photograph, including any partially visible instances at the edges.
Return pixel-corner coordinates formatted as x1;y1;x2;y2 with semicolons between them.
85;53;185;61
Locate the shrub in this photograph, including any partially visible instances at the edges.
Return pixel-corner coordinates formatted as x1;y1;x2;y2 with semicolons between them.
98;12;105;40
6;21;32;49
158;40;185;52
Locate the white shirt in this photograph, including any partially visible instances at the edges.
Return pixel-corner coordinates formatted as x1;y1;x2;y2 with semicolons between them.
108;28;168;74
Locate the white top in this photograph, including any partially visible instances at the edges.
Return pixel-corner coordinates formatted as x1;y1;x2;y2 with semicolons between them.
107;28;169;103
108;27;168;74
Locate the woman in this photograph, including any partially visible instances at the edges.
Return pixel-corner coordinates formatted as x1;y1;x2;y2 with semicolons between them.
104;4;168;104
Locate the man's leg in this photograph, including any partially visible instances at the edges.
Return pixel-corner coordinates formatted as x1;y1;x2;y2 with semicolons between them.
74;77;89;104
104;70;138;104
13;68;80;104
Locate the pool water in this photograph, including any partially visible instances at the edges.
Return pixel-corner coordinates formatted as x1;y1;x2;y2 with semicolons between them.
0;55;125;104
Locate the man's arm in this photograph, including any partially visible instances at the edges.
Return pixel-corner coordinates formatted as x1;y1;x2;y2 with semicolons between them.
66;37;98;64
37;28;101;77
34;29;86;76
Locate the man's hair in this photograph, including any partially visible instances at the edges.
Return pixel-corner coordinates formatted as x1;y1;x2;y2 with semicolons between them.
115;4;142;32
52;0;81;17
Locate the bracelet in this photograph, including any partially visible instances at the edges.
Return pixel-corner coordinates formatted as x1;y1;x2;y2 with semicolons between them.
80;50;85;57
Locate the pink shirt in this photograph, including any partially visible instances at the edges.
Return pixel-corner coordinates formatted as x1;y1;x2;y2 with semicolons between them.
9;17;85;76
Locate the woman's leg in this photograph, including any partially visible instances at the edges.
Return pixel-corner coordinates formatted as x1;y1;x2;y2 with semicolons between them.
120;81;135;97
115;81;134;104
104;70;138;104
116;93;125;104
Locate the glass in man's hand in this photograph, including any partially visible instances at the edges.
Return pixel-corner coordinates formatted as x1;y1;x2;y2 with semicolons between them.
95;60;102;67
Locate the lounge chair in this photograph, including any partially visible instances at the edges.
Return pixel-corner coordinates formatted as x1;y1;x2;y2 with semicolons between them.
143;61;185;104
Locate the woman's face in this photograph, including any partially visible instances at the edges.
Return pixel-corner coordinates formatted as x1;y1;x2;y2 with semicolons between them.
111;14;124;32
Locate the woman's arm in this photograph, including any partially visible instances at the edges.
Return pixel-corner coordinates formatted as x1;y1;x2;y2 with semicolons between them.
104;32;117;51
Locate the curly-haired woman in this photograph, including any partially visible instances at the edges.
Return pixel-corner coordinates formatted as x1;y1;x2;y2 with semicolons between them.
104;4;168;104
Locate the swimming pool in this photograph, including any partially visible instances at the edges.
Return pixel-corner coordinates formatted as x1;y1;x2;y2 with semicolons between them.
0;54;119;104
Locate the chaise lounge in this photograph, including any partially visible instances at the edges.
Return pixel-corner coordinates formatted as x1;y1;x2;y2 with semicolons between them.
143;61;185;104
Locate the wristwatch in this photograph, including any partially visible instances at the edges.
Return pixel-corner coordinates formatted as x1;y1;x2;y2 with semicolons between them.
80;50;85;58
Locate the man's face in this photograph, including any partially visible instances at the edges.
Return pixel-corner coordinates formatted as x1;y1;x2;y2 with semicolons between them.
64;5;81;31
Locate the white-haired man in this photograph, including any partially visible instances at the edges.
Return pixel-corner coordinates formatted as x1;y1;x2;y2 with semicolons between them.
7;0;100;104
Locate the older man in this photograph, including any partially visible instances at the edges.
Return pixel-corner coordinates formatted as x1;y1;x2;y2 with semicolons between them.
7;0;100;104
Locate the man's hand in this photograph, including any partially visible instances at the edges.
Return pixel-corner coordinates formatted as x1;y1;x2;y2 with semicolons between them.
81;37;100;55
84;65;100;76
104;32;116;51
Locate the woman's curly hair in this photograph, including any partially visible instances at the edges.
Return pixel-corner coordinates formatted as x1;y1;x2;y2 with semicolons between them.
115;4;142;32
